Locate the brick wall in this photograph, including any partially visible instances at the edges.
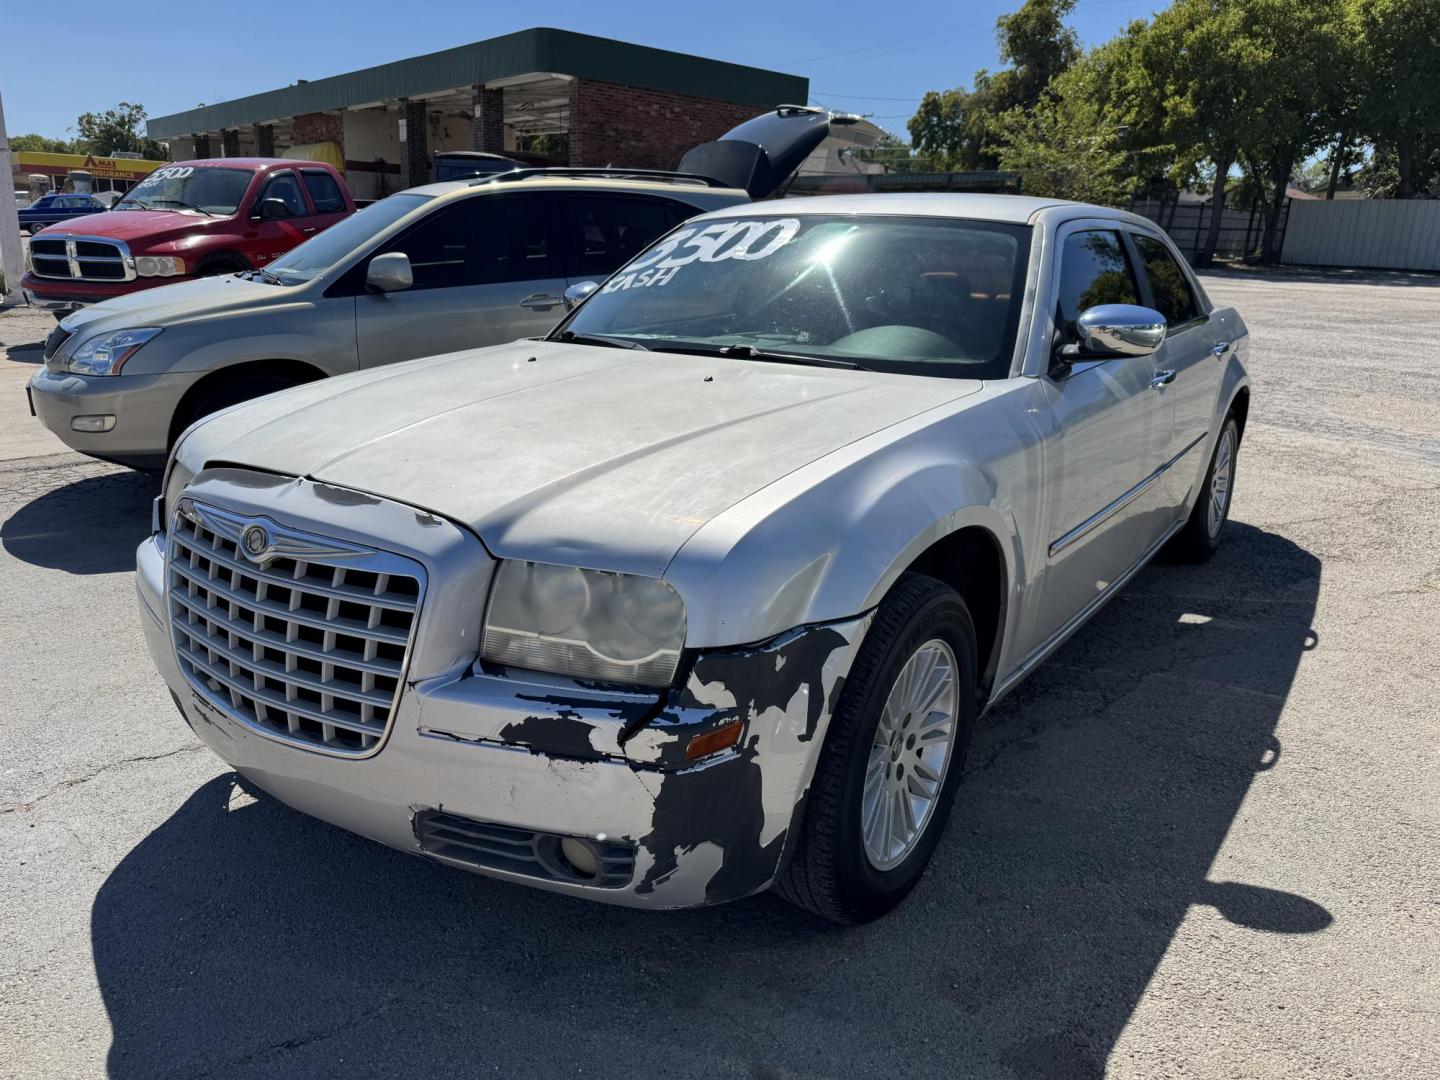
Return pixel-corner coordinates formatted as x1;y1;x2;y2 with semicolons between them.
567;79;762;169
255;124;275;157
292;111;345;152
221;129;240;157
473;87;504;153
401;100;429;186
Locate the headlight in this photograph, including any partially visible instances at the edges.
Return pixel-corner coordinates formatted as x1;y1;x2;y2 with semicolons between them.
135;255;185;277
481;560;686;686
64;327;162;375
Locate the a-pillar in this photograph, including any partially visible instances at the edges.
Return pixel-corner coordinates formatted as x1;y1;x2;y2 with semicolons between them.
400;100;429;187
472;86;504;153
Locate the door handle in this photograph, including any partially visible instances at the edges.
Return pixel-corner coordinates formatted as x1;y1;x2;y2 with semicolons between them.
1210;340;1230;358
519;293;562;310
1150;369;1177;389
301;226;317;235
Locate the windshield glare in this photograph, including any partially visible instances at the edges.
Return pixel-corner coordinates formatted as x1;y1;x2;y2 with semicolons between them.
263;194;433;284
116;165;253;215
559;214;1031;379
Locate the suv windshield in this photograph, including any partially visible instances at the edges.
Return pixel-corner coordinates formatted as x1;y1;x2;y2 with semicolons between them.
556;214;1031;379
115;165;254;215
263;194;432;284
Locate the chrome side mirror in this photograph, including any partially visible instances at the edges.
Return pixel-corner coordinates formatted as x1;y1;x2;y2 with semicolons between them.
1075;304;1167;357
366;251;413;293
563;280;599;310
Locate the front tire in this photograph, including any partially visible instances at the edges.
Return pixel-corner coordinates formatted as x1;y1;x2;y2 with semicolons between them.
776;573;977;923
1168;414;1240;562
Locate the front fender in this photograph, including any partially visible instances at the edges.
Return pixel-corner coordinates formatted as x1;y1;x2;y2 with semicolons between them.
668;385;1042;649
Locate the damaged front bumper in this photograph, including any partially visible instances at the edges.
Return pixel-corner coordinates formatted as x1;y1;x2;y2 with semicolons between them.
135;478;871;909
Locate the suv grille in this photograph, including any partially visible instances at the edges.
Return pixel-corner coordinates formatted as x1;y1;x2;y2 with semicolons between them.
166;500;424;756
29;236;131;281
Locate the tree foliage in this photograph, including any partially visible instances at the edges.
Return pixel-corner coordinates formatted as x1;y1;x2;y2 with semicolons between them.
9;133;83;154
74;102;166;159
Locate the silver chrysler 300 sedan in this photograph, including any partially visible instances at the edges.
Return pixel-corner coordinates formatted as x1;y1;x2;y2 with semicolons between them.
136;193;1249;923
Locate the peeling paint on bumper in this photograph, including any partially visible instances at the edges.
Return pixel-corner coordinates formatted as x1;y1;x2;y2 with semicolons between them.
139;528;871;908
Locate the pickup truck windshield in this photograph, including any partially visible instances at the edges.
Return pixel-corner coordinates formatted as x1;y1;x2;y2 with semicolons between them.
264;194;432;284
557;215;1032;380
115;165;253;215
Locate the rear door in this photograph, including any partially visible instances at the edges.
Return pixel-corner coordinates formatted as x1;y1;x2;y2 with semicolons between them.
354;193;567;367
1126;230;1227;513
560;193;695;286
299;168;351;236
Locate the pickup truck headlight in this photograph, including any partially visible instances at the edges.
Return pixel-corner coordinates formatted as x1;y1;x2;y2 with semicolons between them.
135;255;185;277
481;560;686;686
64;327;162;375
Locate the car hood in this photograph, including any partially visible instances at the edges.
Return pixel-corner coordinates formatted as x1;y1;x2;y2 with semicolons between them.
184;340;981;577
46;207;221;244
59;274;291;339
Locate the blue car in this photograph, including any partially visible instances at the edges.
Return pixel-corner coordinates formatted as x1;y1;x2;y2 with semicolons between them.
19;192;106;234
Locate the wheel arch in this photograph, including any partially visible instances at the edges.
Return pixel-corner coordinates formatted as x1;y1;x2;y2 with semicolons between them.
193;249;252;275
167;358;328;448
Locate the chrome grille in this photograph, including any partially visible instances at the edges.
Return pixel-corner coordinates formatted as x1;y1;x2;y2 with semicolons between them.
166;500;424;756
28;236;133;281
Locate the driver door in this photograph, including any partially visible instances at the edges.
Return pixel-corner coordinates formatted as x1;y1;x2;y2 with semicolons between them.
1032;225;1171;647
250;169;316;266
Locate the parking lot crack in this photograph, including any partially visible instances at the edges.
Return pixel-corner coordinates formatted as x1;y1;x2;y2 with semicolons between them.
0;745;206;815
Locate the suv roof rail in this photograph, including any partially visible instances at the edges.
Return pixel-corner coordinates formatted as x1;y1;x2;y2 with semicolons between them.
468;167;733;189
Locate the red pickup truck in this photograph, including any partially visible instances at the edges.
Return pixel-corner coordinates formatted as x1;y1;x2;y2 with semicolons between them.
22;158;355;315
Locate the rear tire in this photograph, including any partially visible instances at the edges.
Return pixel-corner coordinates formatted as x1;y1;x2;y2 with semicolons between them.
776;573;977;924
1168;415;1240;563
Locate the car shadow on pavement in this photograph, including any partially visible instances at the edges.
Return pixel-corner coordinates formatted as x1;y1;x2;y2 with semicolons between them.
90;522;1324;1080
1;470;156;574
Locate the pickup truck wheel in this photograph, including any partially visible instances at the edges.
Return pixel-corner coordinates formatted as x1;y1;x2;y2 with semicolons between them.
172;372;303;444
776;573;977;924
196;256;249;277
1167;415;1240;563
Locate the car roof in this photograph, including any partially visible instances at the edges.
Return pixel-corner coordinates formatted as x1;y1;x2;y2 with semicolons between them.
686;192;1147;226
405;174;748;200
170;158;329;171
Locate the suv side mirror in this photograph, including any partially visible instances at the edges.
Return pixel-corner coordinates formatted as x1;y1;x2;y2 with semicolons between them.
563;280;599;309
258;197;292;221
1074;304;1167;358
366;251;413;293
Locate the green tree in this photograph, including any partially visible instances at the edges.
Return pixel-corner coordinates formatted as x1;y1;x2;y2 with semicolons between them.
74;102;166;158
908;0;1081;171
9;133;81;154
1349;0;1440;197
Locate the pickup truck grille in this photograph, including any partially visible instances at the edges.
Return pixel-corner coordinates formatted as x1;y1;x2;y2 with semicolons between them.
29;236;133;281
166;500;425;756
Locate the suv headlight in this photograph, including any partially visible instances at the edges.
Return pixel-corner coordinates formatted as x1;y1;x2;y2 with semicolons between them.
481;560;686;687
135;255;185;277
64;327;162;375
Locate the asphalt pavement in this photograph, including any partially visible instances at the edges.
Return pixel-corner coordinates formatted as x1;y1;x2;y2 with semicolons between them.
1;269;1436;1079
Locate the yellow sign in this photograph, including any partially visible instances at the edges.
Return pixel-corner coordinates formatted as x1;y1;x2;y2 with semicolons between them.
15;152;168;180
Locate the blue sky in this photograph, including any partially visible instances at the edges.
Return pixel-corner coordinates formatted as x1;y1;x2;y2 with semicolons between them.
2;0;1162;142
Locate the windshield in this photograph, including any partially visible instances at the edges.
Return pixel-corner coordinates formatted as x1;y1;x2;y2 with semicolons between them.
261;194;432;284
556;214;1031;379
116;165;254;215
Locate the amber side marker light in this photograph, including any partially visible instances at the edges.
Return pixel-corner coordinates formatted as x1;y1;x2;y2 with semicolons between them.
686;720;744;762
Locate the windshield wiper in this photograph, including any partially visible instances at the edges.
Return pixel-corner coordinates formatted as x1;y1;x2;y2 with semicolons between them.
149;198;216;217
650;342;863;370
553;330;649;351
250;268;285;285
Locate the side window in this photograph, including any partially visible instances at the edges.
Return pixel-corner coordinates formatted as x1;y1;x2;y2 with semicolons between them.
302;169;346;213
1132;234;1201;329
1056;230;1140;342
565;196;676;278
379;195;555;291
259;172;307;217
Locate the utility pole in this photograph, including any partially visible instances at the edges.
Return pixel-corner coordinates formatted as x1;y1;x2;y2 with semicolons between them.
0;90;26;308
